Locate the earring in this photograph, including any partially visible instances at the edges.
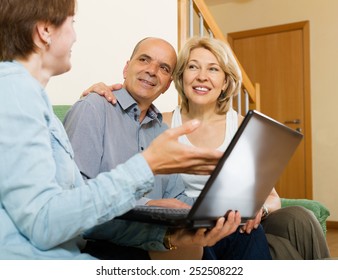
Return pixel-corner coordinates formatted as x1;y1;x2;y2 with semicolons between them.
46;37;52;46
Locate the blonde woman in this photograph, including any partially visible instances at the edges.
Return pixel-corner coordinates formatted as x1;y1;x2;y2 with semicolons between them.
163;36;329;260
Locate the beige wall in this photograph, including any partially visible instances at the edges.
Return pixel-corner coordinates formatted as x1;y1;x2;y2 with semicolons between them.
206;0;338;221
47;0;179;112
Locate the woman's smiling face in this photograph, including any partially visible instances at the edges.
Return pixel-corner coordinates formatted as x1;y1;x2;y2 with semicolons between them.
182;47;227;107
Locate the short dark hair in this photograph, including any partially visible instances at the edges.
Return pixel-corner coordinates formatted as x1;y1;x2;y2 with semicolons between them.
0;0;76;61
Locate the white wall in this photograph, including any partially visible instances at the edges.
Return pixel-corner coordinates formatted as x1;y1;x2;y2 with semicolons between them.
47;0;178;112
207;0;338;221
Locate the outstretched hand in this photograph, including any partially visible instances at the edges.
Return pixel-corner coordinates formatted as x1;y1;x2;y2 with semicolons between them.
142;119;223;175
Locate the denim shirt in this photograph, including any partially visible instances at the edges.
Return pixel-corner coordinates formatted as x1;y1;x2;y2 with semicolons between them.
0;61;154;259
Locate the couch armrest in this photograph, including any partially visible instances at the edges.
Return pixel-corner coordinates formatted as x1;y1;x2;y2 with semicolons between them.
281;198;330;235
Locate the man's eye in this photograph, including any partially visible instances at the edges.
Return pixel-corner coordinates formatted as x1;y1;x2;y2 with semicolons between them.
161;66;170;73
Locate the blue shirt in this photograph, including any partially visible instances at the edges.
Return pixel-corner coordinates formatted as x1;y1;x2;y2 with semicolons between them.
64;90;195;251
0;61;154;259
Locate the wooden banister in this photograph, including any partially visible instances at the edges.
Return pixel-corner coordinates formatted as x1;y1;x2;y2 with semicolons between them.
178;0;189;50
193;0;227;41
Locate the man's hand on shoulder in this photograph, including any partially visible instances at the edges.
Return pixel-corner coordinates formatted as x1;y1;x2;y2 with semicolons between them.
81;82;122;104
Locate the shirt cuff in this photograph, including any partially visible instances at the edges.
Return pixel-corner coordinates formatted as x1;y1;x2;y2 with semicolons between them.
136;197;151;206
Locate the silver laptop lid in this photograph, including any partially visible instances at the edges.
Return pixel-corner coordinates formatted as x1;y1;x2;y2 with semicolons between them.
189;110;303;221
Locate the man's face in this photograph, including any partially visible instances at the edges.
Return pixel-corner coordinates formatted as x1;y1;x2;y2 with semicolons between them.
123;38;177;108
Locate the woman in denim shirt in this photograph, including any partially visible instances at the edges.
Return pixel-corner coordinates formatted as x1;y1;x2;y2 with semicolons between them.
0;0;240;259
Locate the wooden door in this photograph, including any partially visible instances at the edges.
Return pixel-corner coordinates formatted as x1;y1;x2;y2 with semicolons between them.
228;21;312;199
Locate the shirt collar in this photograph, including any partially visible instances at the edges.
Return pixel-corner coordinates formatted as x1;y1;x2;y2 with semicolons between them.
115;88;163;123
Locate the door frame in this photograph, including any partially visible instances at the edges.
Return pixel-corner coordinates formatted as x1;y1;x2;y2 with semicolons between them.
228;21;312;199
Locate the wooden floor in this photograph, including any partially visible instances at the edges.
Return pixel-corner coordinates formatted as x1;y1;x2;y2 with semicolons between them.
326;228;338;257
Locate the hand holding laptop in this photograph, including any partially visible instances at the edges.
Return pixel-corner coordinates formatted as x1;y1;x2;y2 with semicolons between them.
148;211;241;259
171;210;241;247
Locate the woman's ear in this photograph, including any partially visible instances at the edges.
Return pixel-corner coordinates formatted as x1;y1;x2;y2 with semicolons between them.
222;77;228;92
35;22;52;46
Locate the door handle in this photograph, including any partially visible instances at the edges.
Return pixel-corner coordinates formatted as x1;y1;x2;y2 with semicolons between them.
284;119;301;124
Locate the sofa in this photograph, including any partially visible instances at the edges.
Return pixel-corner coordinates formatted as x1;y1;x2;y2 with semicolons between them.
52;105;330;235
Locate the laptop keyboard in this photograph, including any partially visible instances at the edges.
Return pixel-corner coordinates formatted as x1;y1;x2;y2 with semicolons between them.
132;206;190;218
117;206;190;222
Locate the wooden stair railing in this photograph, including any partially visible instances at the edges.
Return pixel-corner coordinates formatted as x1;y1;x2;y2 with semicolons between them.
178;0;260;113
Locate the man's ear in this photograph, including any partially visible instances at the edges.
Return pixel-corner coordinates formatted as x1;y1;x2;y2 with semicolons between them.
123;61;130;79
162;78;173;94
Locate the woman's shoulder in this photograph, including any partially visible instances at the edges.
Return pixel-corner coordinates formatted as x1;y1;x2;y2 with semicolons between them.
227;107;244;126
238;113;244;125
162;105;181;127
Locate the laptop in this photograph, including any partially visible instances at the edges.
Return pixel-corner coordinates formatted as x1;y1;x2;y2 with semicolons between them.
116;110;303;229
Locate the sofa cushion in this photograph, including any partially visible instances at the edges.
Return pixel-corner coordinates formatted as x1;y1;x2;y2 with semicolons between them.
53;105;71;123
281;198;330;235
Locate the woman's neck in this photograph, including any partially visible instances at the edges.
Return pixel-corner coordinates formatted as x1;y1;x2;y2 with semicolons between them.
17;55;50;87
180;104;226;148
181;103;220;123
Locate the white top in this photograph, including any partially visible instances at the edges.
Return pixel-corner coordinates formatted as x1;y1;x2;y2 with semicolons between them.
171;106;239;197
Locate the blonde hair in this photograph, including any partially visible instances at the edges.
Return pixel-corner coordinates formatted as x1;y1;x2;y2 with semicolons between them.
174;36;242;114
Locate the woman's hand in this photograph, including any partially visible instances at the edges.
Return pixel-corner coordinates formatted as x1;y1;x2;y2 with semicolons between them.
149;211;240;260
81;82;121;104
240;188;280;234
239;210;263;234
172;210;241;248
142;119;223;175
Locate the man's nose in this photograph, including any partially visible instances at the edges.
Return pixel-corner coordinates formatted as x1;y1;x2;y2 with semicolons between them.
146;62;159;76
